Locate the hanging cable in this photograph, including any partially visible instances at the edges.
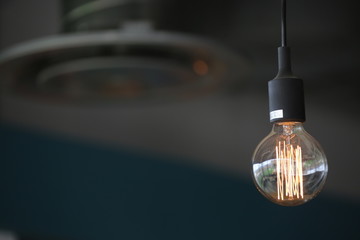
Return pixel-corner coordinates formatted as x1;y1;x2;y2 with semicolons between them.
276;0;292;78
281;0;287;47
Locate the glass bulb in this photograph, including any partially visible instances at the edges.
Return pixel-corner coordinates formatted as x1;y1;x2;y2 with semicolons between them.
252;122;328;206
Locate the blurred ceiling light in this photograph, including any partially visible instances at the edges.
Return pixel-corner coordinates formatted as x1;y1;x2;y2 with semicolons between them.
193;60;209;76
0;0;249;102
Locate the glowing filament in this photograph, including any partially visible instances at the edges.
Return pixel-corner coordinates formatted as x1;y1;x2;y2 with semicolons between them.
276;141;304;200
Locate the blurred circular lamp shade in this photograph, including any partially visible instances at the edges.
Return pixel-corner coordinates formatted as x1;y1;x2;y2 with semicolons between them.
0;30;248;102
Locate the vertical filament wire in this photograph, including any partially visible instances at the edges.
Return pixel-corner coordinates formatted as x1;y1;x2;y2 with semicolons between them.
276;141;303;200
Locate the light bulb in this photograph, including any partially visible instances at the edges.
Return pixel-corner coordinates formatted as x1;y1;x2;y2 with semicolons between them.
252;122;328;206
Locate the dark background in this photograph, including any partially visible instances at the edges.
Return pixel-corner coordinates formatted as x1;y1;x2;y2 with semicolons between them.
0;0;360;239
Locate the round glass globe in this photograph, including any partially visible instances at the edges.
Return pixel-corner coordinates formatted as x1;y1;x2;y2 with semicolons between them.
252;122;328;206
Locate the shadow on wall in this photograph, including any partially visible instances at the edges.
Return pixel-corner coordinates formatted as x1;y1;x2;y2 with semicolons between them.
0;124;359;240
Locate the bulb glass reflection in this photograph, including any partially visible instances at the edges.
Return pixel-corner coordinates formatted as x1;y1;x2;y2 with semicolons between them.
252;122;328;206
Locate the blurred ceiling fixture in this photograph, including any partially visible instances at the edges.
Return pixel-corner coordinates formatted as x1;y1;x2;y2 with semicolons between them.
0;0;249;102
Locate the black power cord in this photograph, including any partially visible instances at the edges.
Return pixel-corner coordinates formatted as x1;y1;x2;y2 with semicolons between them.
281;0;287;47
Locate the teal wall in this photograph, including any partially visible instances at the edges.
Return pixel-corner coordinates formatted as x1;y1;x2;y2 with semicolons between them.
0;124;359;240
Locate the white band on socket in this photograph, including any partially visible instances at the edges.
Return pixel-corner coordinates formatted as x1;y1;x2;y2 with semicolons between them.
270;109;283;120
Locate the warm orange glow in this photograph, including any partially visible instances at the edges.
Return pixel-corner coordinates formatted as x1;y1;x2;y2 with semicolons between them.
278;122;301;126
276;141;304;200
193;60;208;76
